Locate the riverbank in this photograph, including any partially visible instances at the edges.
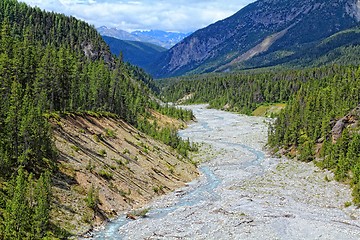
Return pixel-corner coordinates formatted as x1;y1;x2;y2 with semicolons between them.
93;105;360;239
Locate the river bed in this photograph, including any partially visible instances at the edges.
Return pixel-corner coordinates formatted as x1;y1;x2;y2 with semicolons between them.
91;105;360;239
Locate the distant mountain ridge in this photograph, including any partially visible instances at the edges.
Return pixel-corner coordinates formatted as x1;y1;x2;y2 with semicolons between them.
97;26;191;49
150;0;360;78
102;36;166;72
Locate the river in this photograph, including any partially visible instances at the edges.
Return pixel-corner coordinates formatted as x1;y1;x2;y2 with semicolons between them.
91;105;360;239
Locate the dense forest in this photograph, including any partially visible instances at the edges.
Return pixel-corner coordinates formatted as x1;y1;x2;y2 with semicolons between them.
161;64;360;204
0;0;193;239
160;66;350;114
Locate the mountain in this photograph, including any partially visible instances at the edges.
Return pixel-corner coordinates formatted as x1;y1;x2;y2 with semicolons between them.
151;0;360;78
132;30;191;49
97;26;141;41
102;36;166;72
97;26;191;48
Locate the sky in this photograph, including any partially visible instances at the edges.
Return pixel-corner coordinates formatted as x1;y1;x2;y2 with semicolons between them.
19;0;256;33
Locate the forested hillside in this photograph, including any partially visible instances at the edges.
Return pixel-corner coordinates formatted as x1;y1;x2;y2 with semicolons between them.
160;66;348;114
235;26;360;71
0;0;194;238
0;0;111;61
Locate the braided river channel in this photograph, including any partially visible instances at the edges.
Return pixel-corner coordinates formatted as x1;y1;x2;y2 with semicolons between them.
91;105;360;239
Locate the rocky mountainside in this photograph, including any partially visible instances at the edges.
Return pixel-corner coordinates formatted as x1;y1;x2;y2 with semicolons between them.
151;0;360;78
97;26;190;49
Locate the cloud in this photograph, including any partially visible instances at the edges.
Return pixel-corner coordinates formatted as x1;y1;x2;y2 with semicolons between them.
19;0;256;32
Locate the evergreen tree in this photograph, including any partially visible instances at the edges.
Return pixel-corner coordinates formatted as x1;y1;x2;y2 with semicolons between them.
33;171;51;239
4;168;31;239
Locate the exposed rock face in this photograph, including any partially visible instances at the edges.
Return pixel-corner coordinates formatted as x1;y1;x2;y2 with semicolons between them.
331;104;360;142
151;0;360;78
82;41;114;67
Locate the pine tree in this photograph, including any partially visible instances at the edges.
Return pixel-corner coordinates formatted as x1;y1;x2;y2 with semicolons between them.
4;168;31;239
5;81;22;169
33;171;51;239
85;184;99;210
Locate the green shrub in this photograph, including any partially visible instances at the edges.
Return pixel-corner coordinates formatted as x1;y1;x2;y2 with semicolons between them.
86;161;95;172
98;169;113;180
99;149;106;157
71;145;80;152
85;184;99;209
93;134;100;143
105;128;116;138
131;208;150;218
152;185;164;194
344;201;352;208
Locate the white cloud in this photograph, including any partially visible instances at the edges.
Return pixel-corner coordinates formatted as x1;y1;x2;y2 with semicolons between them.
19;0;256;32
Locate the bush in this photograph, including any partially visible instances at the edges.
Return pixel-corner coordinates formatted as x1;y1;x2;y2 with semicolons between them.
71;145;80;152
152;185;164;194
98;169;113;180
85;184;99;209
105;128;116;138
352;183;360;206
98;149;106;157
93;134;100;143
131;208;150;218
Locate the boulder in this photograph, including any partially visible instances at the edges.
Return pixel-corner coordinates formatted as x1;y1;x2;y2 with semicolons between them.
331;104;360;142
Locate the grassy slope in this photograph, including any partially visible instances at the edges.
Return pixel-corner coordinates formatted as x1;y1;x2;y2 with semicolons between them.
252;103;287;117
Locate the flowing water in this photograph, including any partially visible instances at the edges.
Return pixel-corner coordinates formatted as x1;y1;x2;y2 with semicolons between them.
90;105;360;239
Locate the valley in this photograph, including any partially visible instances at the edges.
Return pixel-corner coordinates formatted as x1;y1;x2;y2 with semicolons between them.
1;0;360;239
92;105;360;239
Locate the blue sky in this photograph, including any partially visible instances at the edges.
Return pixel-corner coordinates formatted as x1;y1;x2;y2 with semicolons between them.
19;0;256;32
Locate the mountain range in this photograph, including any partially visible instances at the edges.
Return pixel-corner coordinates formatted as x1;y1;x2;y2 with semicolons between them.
149;0;360;78
97;26;191;49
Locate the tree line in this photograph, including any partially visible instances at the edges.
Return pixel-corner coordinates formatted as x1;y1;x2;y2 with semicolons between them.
160;66;348;114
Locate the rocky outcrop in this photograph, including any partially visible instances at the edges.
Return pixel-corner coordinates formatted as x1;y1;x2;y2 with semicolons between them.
81;41;115;68
331;104;360;142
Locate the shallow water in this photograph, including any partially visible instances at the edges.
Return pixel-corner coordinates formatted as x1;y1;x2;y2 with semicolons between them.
91;105;360;240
